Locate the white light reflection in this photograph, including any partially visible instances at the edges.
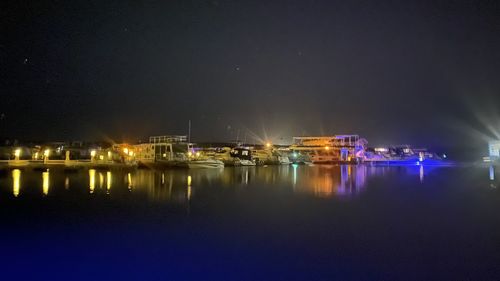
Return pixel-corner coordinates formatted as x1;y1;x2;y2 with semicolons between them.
292;164;298;188
490;165;495;181
419;165;424;183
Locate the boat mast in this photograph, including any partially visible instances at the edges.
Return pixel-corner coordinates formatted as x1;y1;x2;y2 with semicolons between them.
188;120;191;144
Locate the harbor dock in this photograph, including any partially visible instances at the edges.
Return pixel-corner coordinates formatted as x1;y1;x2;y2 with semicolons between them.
0;134;450;170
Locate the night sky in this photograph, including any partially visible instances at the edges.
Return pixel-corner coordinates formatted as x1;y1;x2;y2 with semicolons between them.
1;0;500;149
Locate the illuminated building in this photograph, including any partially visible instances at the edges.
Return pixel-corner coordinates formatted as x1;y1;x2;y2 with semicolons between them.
489;140;500;161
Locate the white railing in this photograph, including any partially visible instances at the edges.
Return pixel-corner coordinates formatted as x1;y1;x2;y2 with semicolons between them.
149;135;187;143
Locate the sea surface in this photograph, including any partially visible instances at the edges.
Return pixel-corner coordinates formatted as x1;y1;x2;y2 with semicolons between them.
0;164;499;280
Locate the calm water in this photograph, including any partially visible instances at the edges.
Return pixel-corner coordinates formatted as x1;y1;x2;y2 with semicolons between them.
1;165;499;280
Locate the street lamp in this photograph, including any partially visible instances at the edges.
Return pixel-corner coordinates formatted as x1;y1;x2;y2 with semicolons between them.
14;148;21;160
44;149;50;164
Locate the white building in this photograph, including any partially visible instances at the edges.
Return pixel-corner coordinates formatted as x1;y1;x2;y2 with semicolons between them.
489;140;500;159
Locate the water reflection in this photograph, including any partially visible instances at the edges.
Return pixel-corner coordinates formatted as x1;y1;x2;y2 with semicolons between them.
89;169;96;194
117;166;369;200
99;172;104;189
187;175;192;201
284;165;368;197
12;169;21;197
127;173;133;191
420;165;424;183
107;171;112;193
42;170;49;196
1;165;462;201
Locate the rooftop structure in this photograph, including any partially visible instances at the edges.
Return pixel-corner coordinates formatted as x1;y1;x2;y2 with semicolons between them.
290;135;366;163
292;135;363;148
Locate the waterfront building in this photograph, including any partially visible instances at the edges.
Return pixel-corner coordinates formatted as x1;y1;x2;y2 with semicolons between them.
489;140;500;161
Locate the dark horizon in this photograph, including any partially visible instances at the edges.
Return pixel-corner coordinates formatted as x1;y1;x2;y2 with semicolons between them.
2;0;500;149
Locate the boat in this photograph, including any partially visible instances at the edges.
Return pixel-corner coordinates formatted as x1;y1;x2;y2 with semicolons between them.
289;135;366;164
133;135;223;169
239;159;256;166
230;147;256;166
177;159;224;169
277;155;292;165
363;145;453;166
206;146;257;166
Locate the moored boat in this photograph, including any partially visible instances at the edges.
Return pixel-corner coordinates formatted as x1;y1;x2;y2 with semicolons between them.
185;159;224;169
363;145;453;166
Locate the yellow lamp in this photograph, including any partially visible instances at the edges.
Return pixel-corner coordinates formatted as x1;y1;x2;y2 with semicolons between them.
14;148;21;158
